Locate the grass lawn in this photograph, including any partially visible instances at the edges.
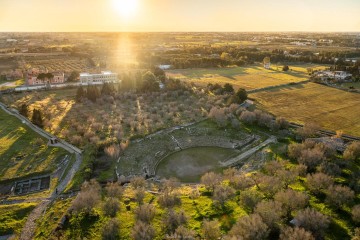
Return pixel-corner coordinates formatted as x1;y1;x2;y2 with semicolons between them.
341;82;360;90
0;107;67;181
0;202;37;235
166;64;328;90
250;82;360;136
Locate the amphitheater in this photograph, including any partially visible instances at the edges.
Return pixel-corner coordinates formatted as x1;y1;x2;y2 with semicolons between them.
116;120;275;182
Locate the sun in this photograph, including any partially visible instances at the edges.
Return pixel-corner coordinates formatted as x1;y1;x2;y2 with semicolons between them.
113;0;139;18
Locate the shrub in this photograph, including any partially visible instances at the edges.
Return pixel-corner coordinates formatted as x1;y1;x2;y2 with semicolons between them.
162;209;187;234
105;182;123;200
158;190;181;209
212;184;235;207
200;172;222;192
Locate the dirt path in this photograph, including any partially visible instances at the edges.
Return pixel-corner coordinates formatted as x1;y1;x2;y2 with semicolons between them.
220;136;277;167
19;199;50;240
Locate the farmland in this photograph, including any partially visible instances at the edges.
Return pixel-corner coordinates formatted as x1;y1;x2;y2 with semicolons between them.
251;82;360;136
0;107;66;181
166;64;328;91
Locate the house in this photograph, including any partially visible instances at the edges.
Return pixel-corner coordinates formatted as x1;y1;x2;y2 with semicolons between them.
263;57;271;69
26;71;65;85
80;71;119;85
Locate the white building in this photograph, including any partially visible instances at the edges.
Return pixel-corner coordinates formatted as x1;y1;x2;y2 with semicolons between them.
80;71;119;85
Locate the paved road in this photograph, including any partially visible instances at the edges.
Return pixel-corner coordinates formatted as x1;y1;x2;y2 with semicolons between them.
220;136;277;167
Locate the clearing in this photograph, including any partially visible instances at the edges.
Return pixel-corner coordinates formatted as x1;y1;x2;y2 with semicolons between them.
166;64;328;90
251;82;360;136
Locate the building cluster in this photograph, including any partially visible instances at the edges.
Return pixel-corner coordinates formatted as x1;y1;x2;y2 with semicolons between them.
312;70;353;82
25;68;65;85
23;69;119;86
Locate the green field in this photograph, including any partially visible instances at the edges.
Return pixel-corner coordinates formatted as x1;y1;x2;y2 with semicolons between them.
0;108;66;181
0;202;37;235
166;64;328;90
251;82;360;136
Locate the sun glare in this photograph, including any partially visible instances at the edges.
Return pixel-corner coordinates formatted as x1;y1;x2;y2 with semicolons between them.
113;0;139;18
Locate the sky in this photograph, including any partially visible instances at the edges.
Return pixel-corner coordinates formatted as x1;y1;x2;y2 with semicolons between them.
0;0;359;32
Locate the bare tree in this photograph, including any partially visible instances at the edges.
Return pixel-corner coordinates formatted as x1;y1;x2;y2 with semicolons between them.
274;189;309;216
296;122;320;139
279;226;315;240
202;219;221;240
72;179;101;214
162;209;188;234
228;213;269;240
293;208;330;239
135;203;156;223
131;221;155;240
169;226;196;240
239;189;263;213
134;188;146;205
325;185;355;208
352;205;360;223
212;184;235;208
105;182;123;200
158;190;181;209
306;173;334;195
103;198;120;217
130;176;147;189
102;218;120;240
254;200;285;230
344;141;360;161
200;172;222;193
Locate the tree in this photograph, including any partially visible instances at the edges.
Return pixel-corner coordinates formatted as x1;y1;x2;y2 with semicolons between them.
283;65;289;71
344;141;360;161
19;104;28;118
353;228;360;240
72;179;101;214
102;218;120;240
202;219;221;240
306;172;334;195
101;82;114;96
158;190;181;209
235;88;247;103
212;184;235;208
274;189;309;217
87;85;100;102
103;198;120;217
200;172;222;192
132;221;155;240
279;226;315;240
134;188;146;205
130;176;147;189
325;185;355;208
135;204;156;223
293;208;330;239
254;200;285;231
169;226;196;240
76;86;85;102
162;209;187;234
67;71;80;82
141;71;159;92
239;110;256;124
239;189;263;213
296;122;320;139
228;213;269;240
31;108;44;128
352;205;360;223
105;182;123;200
298;148;325;172
223;83;234;94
